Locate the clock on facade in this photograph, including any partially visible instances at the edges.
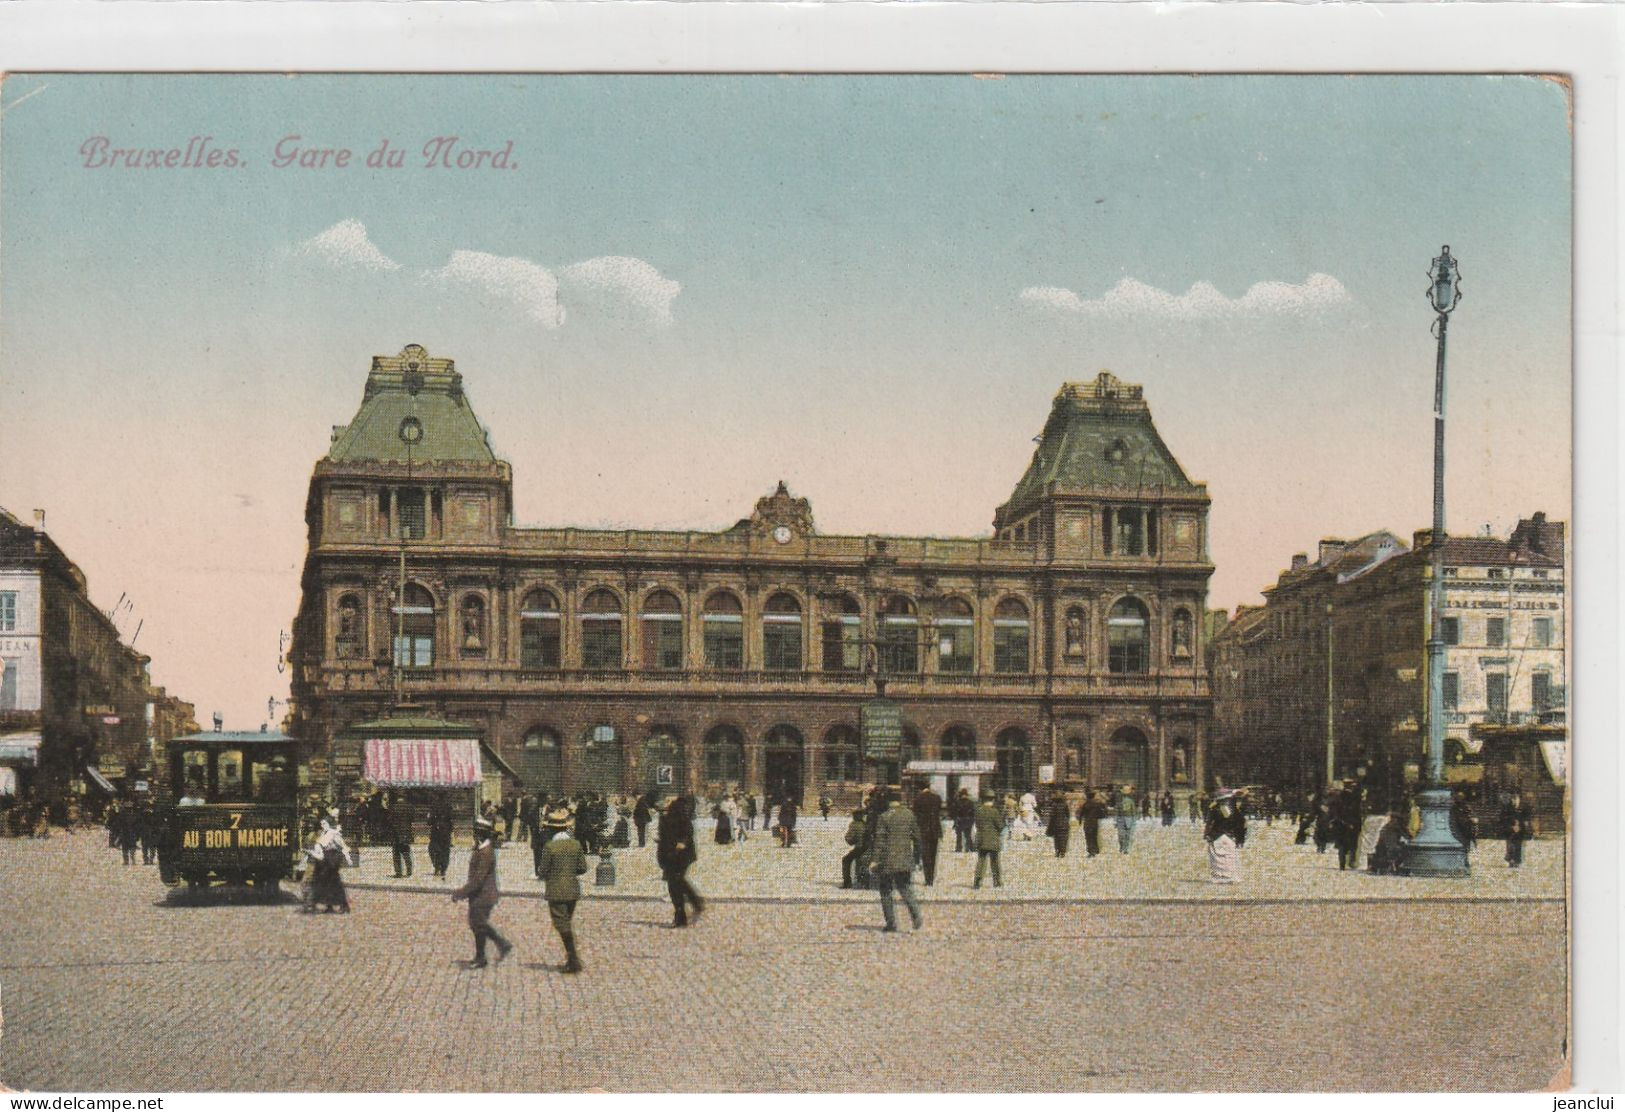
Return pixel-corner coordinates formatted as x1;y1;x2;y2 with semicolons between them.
772;525;792;544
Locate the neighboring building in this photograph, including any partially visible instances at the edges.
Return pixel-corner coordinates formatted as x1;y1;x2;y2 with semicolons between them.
1209;516;1566;812
145;686;201;790
0;507;156;804
289;346;1214;806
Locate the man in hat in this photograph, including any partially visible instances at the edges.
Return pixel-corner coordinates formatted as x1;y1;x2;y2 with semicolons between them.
656;796;704;927
1331;779;1364;871
870;788;924;931
912;781;944;886
1114;785;1137;855
426;796;454;880
451;815;513;968
538;804;588;973
972;790;1003;888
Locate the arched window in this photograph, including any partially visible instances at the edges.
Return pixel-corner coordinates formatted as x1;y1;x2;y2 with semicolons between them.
459;594;486;657
641;727;685;794
641;589;684;671
1171;608;1194;659
334;593;365;660
880;593;919;673
820;593;862;672
523;727;563;796
823;725;861;784
936;597;975;674
993;597;1031;674
763;592;803;672
763;724;805;805
994;727;1032;793
520;589;561;669
1108;597;1151;675
1108;726;1150;793
392;583;435;668
704;725;745;784
940;725;976;762
580;589;623;670
703;591;744;670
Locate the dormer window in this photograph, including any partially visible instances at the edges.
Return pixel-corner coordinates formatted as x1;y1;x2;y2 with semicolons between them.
1105;439;1128;463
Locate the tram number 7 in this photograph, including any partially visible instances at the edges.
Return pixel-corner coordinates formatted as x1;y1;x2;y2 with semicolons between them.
230;813;243;829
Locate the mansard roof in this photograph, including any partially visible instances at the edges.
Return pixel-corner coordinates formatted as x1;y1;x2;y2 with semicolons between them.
326;343;497;465
996;372;1199;525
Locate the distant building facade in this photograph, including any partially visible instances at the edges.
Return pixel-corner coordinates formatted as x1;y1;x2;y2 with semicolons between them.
0;508;158;803
289;346;1213;805
1208;516;1566;808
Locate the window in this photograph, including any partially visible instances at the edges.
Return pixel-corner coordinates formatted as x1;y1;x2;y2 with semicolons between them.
993;728;1031;793
1532;671;1554;713
392;584;435;668
936;597;975;674
1486;672;1508;718
0;659;16;710
1442;671;1459;710
0;592;15;632
1439;616;1460;646
823;725;862;783
640;590;685;671
1107;597;1150;674
520;590;561;669
1486;617;1506;647
1533;570;1549;580
940;726;975;762
703;592;744;670
821;594;863;672
397;487;427;539
993;598;1030;674
580;589;623;669
1443;567;1459;578
704;725;745;783
763;592;803;672
1114;508;1144;556
880;594;919;673
1488;568;1506;580
1532;617;1552;648
216;749;246;803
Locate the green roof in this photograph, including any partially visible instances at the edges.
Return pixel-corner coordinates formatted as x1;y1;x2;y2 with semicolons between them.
327;343;496;464
1000;372;1196;522
345;708;483;737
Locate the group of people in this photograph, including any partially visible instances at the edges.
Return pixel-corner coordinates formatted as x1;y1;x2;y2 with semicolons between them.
2;790;109;838
103;798;163;865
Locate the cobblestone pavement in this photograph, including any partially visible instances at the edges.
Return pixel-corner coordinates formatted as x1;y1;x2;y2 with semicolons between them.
347;815;1563;904
0;834;1565;1093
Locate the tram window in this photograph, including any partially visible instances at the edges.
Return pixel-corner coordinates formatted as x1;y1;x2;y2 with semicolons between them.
216;749;247;802
252;757;294;802
177;750;209;803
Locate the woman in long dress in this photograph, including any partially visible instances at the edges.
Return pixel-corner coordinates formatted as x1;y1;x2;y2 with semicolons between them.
308;811;352;913
714;795;735;845
1204;791;1245;883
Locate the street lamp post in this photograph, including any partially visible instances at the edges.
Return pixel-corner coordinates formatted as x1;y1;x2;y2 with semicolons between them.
1401;245;1470;877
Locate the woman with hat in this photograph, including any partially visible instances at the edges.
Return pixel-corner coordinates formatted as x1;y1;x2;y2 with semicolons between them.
1204;790;1246;883
538;803;588;973
307;809;352;913
451;815;513;968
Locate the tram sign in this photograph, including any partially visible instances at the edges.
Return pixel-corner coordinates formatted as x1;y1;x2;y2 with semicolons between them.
861;697;903;761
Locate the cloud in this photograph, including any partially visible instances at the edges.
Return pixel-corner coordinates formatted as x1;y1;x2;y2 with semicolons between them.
426;249;565;327
293;219;401;272
562;256;681;325
1021;273;1351;320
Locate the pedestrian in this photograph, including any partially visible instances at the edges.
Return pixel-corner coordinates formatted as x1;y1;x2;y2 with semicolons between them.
1295;793;1318;845
633;792;653;848
972;791;1003;889
1078;790;1107;857
115;802;139;865
388;790;415;878
819;794;833;822
1046;790;1071;858
656;796;704;927
1188;792;1203;824
1450;791;1478;862
870;789;923;932
744;792;758;832
715;794;736;845
777;796;798;848
538;804;587;974
1160;791;1176;828
1114;786;1137;854
840;807;867;889
1001;792;1018;844
1501;790;1534;868
306;810;351;913
912;782;943;886
951;788;975;853
1140;792;1152;820
1331;779;1363;871
518;793;537;844
1204;790;1246;883
1368;811;1407;874
1312;794;1333;854
500;795;518;843
105;800;121;849
450;815;513;968
427;797;454;879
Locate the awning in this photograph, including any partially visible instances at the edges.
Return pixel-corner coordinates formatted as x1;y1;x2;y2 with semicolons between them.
1538;741;1567;786
364;737;483;788
85;765;117;795
0;732;42;766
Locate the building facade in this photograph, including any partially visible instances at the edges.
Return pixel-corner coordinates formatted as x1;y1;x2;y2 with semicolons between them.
0;508;159;803
289;346;1213;805
1208;516;1566;809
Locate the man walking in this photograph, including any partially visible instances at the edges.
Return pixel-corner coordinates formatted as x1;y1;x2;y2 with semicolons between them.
1079;790;1107;857
539;804;587;973
1046;790;1072;858
951;787;975;853
388;790;414;878
972;791;1003;889
870;789;923;932
450;815;512;968
1114;785;1137;854
912;782;943;886
1501;789;1534;868
656;796;704;927
841;807;868;889
426;797;454;879
1331;779;1363;871
633;793;652;848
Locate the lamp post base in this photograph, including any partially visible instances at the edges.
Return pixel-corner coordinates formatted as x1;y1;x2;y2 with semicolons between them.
1399;787;1470;877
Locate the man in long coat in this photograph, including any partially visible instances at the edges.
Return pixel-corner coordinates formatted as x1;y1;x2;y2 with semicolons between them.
950;788;975;853
912;783;944;885
972;791;1004;888
1046;790;1072;858
1114;786;1138;854
656;796;704;927
870;789;923;931
451;815;512;967
539;804;588;973
388;791;415;878
1331;780;1364;871
426;798;454;879
1078;790;1108;857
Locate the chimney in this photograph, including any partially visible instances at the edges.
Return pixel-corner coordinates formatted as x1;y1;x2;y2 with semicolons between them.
1413;528;1443;550
1511;512;1564;561
32;508;45;530
1318;538;1347;565
1290;553;1309;571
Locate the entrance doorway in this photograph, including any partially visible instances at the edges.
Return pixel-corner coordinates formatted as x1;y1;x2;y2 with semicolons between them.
1108;726;1151;794
763;724;804;804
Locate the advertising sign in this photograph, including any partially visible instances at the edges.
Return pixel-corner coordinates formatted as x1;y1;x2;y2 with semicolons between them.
861;698;903;760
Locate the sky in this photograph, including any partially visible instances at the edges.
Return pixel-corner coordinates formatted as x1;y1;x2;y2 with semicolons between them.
0;74;1572;730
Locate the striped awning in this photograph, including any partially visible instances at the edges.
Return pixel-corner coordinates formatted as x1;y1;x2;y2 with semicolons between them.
363;737;483;788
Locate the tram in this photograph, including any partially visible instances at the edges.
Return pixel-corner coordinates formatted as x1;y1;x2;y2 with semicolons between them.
158;730;302;892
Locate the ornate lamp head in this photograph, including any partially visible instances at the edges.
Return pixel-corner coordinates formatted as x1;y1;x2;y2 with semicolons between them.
1428;245;1462;315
